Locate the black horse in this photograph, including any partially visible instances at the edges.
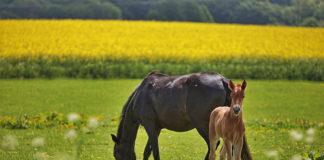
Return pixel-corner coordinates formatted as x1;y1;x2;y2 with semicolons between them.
111;71;252;160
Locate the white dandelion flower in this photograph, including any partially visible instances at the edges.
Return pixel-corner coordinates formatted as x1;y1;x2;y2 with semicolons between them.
31;137;44;148
289;130;303;141
306;128;315;136
67;113;80;122
1;135;19;150
81;127;90;133
88;118;99;129
64;129;77;140
305;137;314;143
266;150;278;158
291;154;302;160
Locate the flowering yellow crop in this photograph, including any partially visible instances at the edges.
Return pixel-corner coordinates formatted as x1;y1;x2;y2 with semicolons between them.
0;20;323;62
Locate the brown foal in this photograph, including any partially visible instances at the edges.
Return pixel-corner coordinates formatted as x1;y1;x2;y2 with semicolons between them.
209;80;247;160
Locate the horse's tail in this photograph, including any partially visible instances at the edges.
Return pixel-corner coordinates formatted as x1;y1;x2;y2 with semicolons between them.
241;134;253;160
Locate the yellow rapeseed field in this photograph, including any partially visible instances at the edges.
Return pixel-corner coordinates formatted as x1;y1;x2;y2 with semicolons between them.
0;20;323;62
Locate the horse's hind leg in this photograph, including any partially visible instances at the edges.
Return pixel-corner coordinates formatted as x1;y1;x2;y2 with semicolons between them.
143;128;161;160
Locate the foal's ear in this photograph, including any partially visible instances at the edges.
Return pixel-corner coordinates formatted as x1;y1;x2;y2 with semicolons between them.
111;134;118;143
242;80;247;90
229;80;235;91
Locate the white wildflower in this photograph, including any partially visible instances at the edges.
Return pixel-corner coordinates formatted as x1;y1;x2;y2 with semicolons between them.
81;127;90;133
289;130;303;141
1;135;19;150
31;137;44;148
34;152;48;160
306;128;315;136
64;129;77;140
305;137;314;143
67;113;80;122
291;154;302;160
266;150;278;158
88;118;99;129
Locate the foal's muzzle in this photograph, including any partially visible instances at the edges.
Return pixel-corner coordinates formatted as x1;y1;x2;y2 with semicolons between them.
233;106;240;115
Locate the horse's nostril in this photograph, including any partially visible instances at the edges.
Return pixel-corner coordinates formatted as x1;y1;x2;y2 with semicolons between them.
233;107;240;114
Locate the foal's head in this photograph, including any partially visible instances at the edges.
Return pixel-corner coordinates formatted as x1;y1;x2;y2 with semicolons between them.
228;80;247;116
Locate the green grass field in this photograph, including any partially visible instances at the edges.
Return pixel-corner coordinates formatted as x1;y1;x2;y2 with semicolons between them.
0;79;323;160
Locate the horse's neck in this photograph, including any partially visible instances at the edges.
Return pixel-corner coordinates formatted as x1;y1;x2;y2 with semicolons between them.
118;111;139;146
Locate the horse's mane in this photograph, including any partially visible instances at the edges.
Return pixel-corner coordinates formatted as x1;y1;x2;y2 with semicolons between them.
116;90;136;139
116;71;155;139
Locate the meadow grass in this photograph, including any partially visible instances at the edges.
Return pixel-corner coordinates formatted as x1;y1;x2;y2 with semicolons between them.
0;79;323;160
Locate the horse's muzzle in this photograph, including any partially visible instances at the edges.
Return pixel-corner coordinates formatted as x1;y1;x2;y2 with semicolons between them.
233;106;240;115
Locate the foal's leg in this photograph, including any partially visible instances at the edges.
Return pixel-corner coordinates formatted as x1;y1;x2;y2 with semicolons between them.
143;123;160;160
223;139;233;160
234;137;243;160
220;145;226;160
209;136;219;160
143;128;161;160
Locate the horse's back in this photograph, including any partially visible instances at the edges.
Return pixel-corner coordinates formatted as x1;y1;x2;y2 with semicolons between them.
134;72;230;131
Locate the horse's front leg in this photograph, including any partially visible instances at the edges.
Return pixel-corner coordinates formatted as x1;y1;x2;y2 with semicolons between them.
234;137;243;160
143;128;161;160
143;123;160;160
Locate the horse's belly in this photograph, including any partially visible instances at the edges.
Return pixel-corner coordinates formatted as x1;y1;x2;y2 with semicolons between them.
157;110;194;132
162;120;194;132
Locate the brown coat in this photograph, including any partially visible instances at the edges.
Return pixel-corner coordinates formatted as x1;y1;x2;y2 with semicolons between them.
208;80;247;160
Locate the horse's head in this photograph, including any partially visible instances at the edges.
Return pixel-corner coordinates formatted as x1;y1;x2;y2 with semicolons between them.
111;134;136;160
228;80;247;116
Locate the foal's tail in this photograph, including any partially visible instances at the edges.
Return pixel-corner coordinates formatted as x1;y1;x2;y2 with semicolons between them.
241;134;253;160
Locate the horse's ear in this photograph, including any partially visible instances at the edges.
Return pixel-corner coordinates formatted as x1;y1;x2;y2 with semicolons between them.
111;134;118;143
229;80;235;91
242;80;247;90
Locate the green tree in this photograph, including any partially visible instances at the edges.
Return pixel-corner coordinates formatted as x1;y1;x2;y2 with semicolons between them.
234;0;280;24
146;9;166;20
146;0;213;22
182;1;213;22
300;17;319;27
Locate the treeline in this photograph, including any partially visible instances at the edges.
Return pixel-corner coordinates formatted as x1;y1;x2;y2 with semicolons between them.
0;0;323;27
